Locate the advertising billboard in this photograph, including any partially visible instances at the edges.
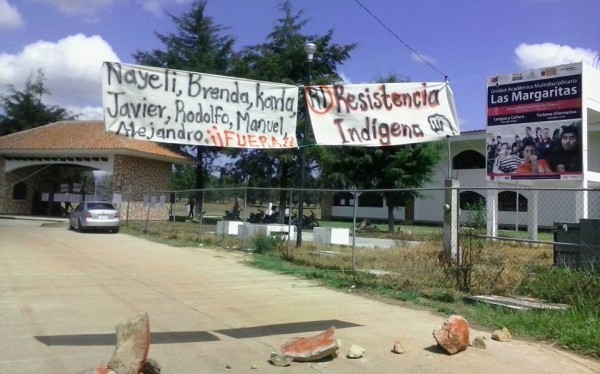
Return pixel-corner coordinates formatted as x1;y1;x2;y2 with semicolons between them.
486;63;582;181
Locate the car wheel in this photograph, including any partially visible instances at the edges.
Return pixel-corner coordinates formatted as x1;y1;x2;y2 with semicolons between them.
112;227;120;234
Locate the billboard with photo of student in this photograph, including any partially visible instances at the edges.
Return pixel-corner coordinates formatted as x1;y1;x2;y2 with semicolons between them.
486;62;583;181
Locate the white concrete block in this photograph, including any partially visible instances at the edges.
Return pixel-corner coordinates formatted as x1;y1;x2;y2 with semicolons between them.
217;220;244;237
313;227;350;245
239;223;296;241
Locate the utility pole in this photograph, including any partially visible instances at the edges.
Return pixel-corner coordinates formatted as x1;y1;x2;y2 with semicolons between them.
297;42;316;247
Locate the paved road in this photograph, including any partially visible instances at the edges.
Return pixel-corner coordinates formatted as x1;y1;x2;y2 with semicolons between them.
1;219;599;373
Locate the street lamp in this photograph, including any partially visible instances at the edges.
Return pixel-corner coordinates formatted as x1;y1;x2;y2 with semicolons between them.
297;42;316;247
305;42;316;62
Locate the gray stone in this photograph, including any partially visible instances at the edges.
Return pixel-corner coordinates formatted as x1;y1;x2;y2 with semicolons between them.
143;358;161;374
346;344;365;359
471;337;486;349
391;340;405;354
107;312;150;374
269;353;293;367
492;327;512;342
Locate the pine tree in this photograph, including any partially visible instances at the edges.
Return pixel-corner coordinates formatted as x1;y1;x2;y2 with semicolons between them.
319;75;445;232
133;0;238;214
226;1;355;215
0;69;77;136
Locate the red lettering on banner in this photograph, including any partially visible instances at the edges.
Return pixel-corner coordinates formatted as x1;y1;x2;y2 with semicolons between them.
306;83;441;117
259;135;268;147
208;128;295;149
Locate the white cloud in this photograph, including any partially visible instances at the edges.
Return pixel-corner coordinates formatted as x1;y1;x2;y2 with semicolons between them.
0;0;25;30
30;0;192;18
0;34;120;115
411;51;436;65
138;0;162;16
514;43;598;69
136;0;193;17
67;105;105;120
31;0;114;19
337;72;351;84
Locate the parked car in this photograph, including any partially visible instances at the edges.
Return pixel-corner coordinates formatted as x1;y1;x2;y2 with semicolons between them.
69;201;120;233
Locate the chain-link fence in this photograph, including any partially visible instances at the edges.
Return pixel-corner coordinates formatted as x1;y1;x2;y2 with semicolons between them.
455;186;600;293
106;185;600;293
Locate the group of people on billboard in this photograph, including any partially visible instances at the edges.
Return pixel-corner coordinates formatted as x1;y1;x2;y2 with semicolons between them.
487;120;582;176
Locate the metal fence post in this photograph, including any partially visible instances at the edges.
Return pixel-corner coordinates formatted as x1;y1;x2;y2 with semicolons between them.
352;188;357;272
241;187;247;252
171;191;176;236
486;187;498;237
443;179;459;264
125;185;131;227
197;189;204;242
287;190;293;257
143;192;151;233
527;190;539;241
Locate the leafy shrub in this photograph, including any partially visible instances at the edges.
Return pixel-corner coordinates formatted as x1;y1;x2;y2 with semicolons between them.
252;233;282;254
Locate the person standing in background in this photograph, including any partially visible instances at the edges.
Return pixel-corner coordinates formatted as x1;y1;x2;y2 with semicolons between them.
186;197;195;219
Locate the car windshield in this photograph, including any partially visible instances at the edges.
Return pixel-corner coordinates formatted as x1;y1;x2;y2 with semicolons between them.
87;203;115;210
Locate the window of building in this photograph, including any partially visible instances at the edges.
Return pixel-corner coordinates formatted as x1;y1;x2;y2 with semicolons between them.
498;191;528;212
453;150;486;169
333;191;354;206
459;191;485;210
12;182;27;200
358;192;384;207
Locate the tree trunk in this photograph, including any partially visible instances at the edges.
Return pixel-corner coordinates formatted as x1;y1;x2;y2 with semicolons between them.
278;162;289;224
404;196;414;224
195;147;205;219
387;204;395;233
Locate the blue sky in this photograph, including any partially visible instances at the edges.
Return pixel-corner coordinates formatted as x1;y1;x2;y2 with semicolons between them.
1;0;599;131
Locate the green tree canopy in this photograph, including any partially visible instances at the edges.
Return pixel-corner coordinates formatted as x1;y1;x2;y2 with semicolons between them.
0;69;77;136
319;75;445;232
225;1;356;212
323;143;445;232
133;0;238;211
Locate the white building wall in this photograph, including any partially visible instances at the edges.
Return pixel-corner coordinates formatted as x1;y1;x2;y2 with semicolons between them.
330;126;600;228
332;205;405;220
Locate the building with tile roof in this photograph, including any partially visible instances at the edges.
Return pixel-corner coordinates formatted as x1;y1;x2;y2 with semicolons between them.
0;120;196;219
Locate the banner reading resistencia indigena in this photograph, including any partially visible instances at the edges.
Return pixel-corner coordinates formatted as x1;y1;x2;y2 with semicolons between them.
304;82;460;147
102;62;299;149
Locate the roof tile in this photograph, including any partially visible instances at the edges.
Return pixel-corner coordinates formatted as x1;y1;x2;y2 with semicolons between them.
0;120;195;163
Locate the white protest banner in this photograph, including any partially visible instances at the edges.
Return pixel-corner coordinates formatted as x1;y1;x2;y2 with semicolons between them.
305;82;460;146
102;62;299;148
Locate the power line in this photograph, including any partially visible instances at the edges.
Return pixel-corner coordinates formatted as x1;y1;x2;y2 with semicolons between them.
353;0;447;79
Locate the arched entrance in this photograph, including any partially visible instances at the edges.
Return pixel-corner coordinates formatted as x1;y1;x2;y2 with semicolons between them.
9;163;112;217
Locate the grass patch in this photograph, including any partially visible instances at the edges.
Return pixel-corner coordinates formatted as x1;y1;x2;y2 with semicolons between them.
120;218;599;359
462;303;599;357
